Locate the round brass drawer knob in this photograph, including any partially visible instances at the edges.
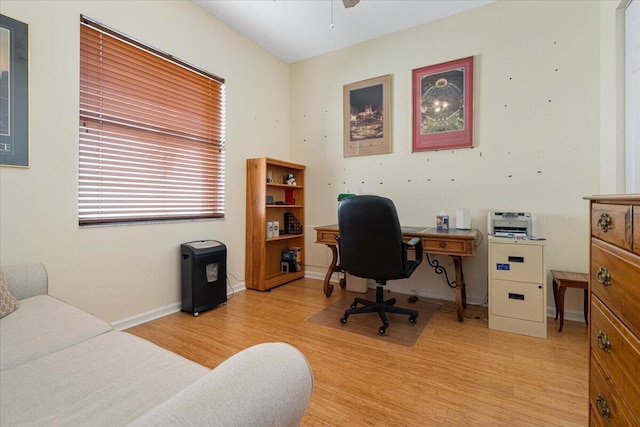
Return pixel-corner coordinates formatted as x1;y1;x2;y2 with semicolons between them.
596;267;611;286
596;393;610;418
597;213;612;232
596;331;611;352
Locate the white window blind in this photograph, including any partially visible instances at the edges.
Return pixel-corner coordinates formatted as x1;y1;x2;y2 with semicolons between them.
79;15;225;225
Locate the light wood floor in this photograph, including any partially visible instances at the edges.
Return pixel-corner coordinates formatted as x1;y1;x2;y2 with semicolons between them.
127;278;589;426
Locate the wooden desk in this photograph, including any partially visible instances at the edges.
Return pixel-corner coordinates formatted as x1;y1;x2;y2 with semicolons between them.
314;224;478;322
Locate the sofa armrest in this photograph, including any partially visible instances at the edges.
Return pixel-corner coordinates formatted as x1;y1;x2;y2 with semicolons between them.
129;342;313;427
1;264;48;300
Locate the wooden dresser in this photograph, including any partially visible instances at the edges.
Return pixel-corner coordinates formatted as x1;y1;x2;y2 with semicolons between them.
585;194;640;425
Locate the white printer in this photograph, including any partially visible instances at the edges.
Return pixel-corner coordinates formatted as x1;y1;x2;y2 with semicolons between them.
487;211;537;237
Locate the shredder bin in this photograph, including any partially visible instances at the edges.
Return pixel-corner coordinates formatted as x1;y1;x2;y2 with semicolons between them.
180;240;227;316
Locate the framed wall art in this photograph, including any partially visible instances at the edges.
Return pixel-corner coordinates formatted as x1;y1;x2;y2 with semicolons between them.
412;56;474;152
343;74;392;157
1;14;29;167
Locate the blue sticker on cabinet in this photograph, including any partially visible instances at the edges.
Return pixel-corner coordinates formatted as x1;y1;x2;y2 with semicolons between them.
496;263;510;270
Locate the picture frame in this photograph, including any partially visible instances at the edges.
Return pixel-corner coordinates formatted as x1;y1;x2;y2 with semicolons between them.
1;15;29;167
343;74;392;157
412;56;474;152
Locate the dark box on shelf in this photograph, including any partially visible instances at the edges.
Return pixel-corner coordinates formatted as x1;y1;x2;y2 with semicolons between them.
284;212;303;234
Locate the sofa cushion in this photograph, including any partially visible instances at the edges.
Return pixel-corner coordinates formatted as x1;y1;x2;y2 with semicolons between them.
0;295;113;371
0;271;20;318
0;331;209;426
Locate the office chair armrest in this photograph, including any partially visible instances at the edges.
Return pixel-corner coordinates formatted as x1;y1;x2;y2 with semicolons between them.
404;237;423;263
406;237;421;247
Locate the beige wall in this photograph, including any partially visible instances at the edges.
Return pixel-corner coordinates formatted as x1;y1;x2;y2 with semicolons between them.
292;0;602;316
0;0;623;324
0;0;290;323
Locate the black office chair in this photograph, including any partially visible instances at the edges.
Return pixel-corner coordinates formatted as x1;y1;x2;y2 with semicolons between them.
337;195;423;335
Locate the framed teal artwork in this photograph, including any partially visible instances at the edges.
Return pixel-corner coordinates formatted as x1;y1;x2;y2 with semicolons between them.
1;14;29;167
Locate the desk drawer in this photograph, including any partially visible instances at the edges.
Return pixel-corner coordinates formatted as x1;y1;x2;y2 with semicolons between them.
315;230;338;245
590;296;640;417
421;238;469;255
591;203;631;249
591;239;640;338
490;279;544;322
490;242;543;283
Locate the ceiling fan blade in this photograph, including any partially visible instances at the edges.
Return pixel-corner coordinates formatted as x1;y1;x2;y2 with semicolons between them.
342;0;360;8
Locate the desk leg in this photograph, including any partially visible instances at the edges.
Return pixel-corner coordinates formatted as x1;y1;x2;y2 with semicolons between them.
452;256;466;322
323;244;343;297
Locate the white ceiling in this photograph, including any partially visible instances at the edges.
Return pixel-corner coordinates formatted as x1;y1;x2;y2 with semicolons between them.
193;0;495;63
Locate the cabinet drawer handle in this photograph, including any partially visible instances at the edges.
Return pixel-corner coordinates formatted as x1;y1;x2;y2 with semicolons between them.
596;393;610;418
596;213;612;232
438;241;447;248
596;331;611;352
596;267;611;286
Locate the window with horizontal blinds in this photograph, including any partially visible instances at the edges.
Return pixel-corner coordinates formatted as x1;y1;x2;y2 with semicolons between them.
79;15;225;225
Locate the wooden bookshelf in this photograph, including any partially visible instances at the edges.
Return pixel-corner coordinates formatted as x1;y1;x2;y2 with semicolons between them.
245;157;305;291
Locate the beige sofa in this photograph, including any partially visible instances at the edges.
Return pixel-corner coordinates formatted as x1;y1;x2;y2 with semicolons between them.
0;264;313;426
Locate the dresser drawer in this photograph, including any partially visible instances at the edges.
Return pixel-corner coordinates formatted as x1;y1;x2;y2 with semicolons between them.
490;279;544;322
591;203;631;249
489;242;543;283
591;239;640;337
590;297;640;418
589;355;637;426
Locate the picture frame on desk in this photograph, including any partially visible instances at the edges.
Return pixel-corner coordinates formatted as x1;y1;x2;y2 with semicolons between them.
343;74;392;158
412;56;474;152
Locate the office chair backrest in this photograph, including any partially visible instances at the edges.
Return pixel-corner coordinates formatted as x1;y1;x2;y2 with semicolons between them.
337;195;405;280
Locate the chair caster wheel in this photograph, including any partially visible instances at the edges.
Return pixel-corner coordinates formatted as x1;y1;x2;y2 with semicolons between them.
378;326;387;335
340;315;348;324
409;315;417;324
350;303;357;309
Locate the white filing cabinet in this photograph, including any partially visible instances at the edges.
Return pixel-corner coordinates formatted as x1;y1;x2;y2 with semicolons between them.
488;236;547;338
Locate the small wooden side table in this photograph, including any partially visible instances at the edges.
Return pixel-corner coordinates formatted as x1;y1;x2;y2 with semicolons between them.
551;270;589;332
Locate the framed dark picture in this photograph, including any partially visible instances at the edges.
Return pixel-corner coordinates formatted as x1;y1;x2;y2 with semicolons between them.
412;56;474;152
1;15;29;167
343;74;392;157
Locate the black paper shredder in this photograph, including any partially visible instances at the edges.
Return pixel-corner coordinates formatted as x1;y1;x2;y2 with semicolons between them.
180;240;227;316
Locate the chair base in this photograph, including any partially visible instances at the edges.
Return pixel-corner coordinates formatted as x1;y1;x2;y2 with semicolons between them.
340;285;418;335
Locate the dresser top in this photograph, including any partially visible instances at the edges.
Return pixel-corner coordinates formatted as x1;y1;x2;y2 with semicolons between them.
584;194;640;202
